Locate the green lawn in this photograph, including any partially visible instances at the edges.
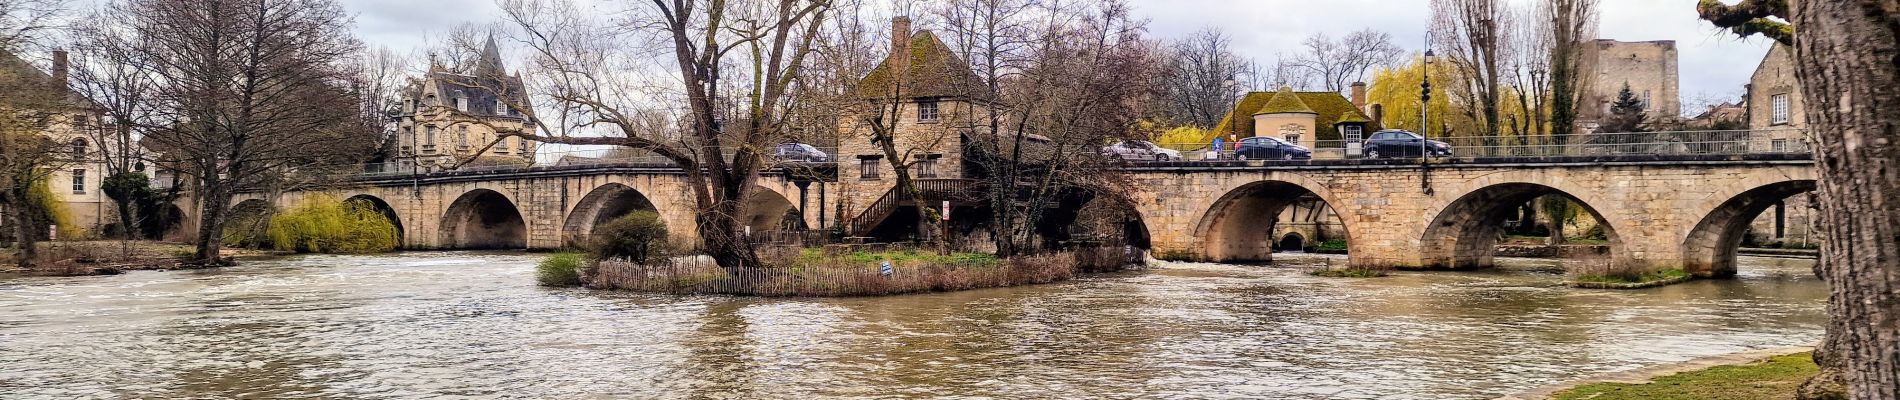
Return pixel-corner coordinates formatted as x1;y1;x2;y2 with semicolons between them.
1550;353;1818;400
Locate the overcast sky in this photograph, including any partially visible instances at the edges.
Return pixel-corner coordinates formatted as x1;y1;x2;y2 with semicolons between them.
343;0;1775;115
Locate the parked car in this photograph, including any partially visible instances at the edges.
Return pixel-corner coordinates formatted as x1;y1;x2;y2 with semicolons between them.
772;143;830;163
1362;130;1452;159
1234;136;1313;160
1101;140;1183;161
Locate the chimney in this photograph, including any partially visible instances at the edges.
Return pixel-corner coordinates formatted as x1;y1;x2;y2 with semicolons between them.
1370;104;1385;127
1350;81;1367;111
50;50;68;86
891;16;912;72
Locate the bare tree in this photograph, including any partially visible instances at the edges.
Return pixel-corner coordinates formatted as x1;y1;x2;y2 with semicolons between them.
1287;29;1402;94
0;0;61;51
1544;0;1595;137
121;0;376;265
68;9;164;239
1432;0;1512;139
1702;3;1899;399
486;0;831;270
1159;28;1249;128
938;0;1152;256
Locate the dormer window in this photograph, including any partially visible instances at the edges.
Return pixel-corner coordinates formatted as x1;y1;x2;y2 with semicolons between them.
496;100;508;116
454;97;468;112
917;100;939;123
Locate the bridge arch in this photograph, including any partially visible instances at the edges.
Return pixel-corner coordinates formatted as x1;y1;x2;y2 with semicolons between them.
562;183;659;247
345;194;405;246
742;186;801;232
1682;179;1816;278
1193;177;1349;263
1419;182;1624;269
440;189;527;250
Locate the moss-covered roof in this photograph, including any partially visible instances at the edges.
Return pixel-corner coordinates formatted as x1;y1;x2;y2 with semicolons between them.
1254;86;1316;115
1206;90;1379;144
857;31;994;101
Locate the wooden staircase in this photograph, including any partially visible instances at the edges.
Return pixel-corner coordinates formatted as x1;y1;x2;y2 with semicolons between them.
849;179;981;236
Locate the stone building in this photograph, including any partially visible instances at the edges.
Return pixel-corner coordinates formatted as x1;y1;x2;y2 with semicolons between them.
835;17;999;241
1580;39;1681;128
1743;43;1816;246
0;50;122;238
1686;101;1746;129
1207;84;1379;153
392;37;538;172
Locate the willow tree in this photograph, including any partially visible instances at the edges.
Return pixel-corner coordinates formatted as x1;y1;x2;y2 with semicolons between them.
489;0;831;270
1700;1;1899;398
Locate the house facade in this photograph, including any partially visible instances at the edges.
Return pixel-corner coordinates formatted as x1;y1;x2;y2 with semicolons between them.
1207;85;1379;155
392;37;539;172
1743;43;1816;246
1580;39;1682;129
1;50;123;238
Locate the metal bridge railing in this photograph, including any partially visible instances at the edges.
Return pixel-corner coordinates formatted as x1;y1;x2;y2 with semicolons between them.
353;146;842;178
1152;129;1810;162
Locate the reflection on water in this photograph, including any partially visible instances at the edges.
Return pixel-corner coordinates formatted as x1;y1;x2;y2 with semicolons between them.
0;252;1825;399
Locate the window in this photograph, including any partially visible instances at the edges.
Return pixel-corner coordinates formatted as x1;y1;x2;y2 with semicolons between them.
859;157;882;179
915;156;940;178
70;138;87;157
457;126;469;147
497;137;510;150
1344;125;1364;143
1772;139;1790;152
74;115;90;129
917;100;939;122
1771;94;1790;125
425;125;438;143
454;97;468;112
1642;90;1653;110
71;169;85;193
496;100;508;116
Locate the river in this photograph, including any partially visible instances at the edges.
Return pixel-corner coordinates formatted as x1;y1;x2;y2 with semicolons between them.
0;252;1825;399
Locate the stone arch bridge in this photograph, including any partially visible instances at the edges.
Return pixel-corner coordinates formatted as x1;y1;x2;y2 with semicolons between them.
215;156;1814;278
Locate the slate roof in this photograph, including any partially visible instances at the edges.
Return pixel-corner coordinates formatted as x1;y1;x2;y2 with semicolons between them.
406;36;533;119
857;31;993;101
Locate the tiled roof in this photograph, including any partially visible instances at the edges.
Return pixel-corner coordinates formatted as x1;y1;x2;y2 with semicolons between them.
857;31;993;101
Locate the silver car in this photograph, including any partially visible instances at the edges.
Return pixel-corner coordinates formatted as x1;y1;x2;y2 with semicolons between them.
1102;140;1183;162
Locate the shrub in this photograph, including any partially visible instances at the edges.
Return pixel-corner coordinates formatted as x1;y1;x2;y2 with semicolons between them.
25;178;81;240
536;252;586;287
589;210;669;263
265;195;400;254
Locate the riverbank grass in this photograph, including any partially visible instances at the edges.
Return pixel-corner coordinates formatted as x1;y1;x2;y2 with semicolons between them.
1567;268;1691;289
590;248;1073;296
1550;352;1818;400
536;253;586;286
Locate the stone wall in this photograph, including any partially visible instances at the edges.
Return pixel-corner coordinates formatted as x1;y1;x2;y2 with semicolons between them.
1747;44;1806;131
1582;40;1681;124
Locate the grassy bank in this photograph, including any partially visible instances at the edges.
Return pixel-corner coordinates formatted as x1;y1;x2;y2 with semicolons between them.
1568;268;1692;289
1549;352;1818;400
586;248;1075;296
1;240;275;276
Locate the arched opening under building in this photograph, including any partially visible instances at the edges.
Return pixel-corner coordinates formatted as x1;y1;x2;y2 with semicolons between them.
143;203;187;241
1195;180;1347;263
1419;183;1623;270
223;199;275;249
1682;180;1817;278
440;189;527;250
562;183;657;247
1278;233;1306;253
345;194;405;246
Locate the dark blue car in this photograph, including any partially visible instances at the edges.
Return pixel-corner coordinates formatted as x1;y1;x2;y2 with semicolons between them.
1235;136;1312;160
1362;130;1452;159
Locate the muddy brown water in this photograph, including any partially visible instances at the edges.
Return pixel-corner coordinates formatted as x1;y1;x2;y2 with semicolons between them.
0;252;1824;399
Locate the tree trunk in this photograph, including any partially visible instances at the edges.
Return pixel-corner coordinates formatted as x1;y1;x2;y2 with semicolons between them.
1790;1;1900;398
192;177;232;266
4;188;38;269
113;196;139;240
1542;195;1568;246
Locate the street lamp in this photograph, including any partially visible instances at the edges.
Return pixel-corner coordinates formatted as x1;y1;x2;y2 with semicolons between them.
1224;79;1239;160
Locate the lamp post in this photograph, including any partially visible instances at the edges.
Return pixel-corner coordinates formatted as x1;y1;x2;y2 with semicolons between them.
1224;79;1238;160
1420;48;1436;194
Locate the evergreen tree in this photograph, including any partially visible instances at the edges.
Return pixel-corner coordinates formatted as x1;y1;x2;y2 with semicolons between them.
1598;84;1648;133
